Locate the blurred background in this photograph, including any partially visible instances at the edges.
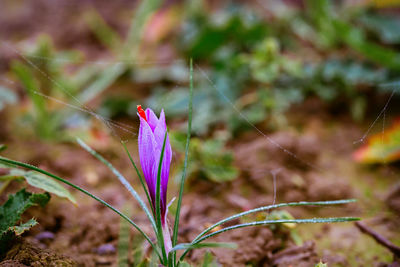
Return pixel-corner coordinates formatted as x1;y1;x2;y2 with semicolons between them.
1;0;400;266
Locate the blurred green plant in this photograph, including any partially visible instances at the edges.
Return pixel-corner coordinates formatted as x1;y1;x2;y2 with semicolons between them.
299;0;400;71
180;4;269;61
200;251;221;267
155;1;398;136
359;13;400;45
315;261;328;267
10;35;98;140
171;132;238;183
9;0;163;140
81;0;163;103
265;210;303;246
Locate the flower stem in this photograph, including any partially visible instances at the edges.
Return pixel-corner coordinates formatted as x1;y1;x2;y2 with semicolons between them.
162;223;172;255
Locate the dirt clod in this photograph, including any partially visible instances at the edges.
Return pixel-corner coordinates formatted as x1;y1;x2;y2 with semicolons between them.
3;239;77;266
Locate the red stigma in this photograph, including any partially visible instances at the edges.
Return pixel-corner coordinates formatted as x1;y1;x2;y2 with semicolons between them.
137;105;147;121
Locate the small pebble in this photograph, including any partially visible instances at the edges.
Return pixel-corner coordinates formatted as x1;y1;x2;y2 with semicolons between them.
96;243;116;255
35;231;55;241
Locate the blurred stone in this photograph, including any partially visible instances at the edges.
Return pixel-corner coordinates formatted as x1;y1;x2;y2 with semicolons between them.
95;243;116;255
35;231;55;241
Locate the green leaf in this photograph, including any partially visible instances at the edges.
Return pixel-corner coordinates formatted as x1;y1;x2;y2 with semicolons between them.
315;261;328;267
117;205;131;267
0;189;50;235
201;251;221;267
0;163;76;204
24;171;77;204
9;218;38;235
171;242;237;253
178;262;192;267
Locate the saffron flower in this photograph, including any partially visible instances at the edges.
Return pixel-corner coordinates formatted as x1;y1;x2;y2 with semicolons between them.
137;105;172;252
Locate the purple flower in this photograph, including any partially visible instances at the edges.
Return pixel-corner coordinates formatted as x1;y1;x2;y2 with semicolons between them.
137;105;172;225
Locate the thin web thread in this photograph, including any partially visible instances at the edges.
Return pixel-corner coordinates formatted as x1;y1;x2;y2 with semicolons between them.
353;89;396;145
195;64;324;172
33;91;138;135
2;41;131;140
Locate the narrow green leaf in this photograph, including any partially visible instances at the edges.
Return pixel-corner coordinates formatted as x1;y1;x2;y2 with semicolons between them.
196;217;360;244
171;242;237;253
11;61;44;113
124;0;162;58
179;216;359;263
84;9;122;52
132;232;145;266
192;199;357;242
118;205;131;267
173;58;193;266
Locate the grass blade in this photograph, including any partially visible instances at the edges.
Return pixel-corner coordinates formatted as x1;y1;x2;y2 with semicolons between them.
0;155;161;260
173;58;193;265
179;217;360;263
192;199;356;242
78;64;126;103
77;138;157;234
155;131;169;264
124;0;162;58
118;205;132;267
196;217;360;243
170;242;237;253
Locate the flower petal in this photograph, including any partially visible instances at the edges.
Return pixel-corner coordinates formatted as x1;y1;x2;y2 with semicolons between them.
138;116;158;206
153;110;172;217
145;108;159;132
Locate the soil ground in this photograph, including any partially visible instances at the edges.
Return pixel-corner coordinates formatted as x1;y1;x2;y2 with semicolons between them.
1;101;400;266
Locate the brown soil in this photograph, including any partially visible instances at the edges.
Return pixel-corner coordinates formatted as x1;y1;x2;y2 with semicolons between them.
1;239;77;266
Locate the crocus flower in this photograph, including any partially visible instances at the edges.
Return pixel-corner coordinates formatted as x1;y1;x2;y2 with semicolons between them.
137;105;172;252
